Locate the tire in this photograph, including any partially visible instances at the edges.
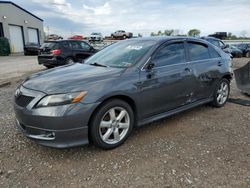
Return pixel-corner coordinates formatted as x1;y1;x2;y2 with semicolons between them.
65;57;74;64
246;52;250;58
211;78;230;108
90;99;134;150
44;65;53;69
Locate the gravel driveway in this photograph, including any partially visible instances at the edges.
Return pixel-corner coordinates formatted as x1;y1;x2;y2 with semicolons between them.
0;58;249;188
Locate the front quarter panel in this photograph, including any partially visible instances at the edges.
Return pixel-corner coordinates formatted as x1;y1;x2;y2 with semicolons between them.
81;68;140;105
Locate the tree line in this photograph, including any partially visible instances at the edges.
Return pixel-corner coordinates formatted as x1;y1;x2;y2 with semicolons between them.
150;29;250;39
150;29;201;37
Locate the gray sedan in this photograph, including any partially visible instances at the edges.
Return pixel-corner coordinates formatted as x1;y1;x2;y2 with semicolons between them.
14;37;232;149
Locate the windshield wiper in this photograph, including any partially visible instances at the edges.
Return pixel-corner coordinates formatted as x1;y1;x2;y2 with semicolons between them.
89;62;107;67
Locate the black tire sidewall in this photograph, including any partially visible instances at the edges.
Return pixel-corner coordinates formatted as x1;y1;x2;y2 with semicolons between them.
212;78;230;108
90;99;134;149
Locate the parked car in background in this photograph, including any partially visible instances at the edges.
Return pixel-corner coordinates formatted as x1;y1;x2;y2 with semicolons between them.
46;34;63;40
38;40;97;68
228;45;243;58
111;30;133;39
236;43;250;57
201;37;225;47
68;35;84;40
15;37;232;149
89;33;103;42
24;42;40;55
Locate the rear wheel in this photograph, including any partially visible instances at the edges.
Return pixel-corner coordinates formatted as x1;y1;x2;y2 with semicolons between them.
90;99;134;149
246;52;250;58
211;78;230;108
44;65;53;69
65;57;74;64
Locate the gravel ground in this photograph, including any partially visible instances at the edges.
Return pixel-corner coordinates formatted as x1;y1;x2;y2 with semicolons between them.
0;58;249;188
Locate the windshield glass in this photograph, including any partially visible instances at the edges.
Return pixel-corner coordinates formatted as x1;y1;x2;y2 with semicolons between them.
85;40;157;68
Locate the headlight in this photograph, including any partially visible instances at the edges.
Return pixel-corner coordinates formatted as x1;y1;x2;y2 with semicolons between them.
36;91;87;108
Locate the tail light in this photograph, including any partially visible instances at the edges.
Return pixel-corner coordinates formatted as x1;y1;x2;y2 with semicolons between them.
51;49;61;55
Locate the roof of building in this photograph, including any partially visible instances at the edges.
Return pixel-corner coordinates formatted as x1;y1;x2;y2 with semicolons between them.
0;1;43;21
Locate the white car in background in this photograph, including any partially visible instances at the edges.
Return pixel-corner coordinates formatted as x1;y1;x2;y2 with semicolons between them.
89;33;103;42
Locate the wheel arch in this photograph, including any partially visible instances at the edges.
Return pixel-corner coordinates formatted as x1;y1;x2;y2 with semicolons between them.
88;95;137;128
222;73;233;82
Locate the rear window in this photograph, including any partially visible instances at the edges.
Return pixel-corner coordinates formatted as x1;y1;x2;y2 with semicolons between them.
188;42;210;61
41;42;59;49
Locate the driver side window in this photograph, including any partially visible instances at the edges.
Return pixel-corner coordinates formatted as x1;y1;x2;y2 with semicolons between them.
153;42;186;67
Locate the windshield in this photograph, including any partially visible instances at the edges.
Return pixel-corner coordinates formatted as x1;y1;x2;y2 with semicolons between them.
91;33;100;35
85;40;157;68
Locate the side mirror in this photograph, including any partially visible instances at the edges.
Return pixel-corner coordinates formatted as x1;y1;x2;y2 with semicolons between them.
145;62;155;71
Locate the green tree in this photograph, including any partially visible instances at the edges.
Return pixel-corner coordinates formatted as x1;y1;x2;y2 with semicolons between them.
158;30;163;36
188;29;201;37
164;29;174;36
150;32;155;36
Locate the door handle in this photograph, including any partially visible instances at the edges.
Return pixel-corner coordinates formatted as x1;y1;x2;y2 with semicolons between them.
184;68;192;72
184;68;192;73
182;68;192;76
218;62;223;66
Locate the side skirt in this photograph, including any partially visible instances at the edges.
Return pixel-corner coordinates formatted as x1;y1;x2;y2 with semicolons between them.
137;98;213;127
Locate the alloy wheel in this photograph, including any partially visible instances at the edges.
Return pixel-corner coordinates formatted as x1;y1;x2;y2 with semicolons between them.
99;107;130;145
216;82;229;105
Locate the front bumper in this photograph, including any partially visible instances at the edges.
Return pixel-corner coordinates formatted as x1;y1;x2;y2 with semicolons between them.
14;85;100;148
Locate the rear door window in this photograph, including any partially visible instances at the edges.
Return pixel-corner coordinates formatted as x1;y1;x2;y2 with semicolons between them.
60;41;70;49
70;41;82;50
209;47;221;58
153;42;186;67
79;41;91;51
41;42;58;49
188;42;210;61
208;39;220;48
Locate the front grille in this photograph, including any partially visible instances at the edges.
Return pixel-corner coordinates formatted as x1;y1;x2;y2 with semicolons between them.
15;95;34;107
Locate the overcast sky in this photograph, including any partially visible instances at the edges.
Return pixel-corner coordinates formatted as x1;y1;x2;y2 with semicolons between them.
11;0;250;37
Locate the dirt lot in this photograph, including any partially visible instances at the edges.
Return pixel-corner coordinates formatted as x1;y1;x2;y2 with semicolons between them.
0;58;249;188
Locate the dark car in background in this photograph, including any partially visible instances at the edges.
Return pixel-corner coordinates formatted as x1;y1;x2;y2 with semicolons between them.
228;45;243;58
24;43;40;55
38;40;97;68
14;37;232;149
237;43;250;57
201;37;229;51
201;37;234;57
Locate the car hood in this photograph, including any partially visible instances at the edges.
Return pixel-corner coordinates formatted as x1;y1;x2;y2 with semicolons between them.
22;63;124;94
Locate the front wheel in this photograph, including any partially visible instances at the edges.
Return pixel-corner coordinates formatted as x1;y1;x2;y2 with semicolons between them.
211;78;230;108
90;99;134;149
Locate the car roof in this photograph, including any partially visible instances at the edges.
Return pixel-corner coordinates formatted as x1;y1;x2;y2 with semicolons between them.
128;36;209;44
44;39;85;43
201;36;220;41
